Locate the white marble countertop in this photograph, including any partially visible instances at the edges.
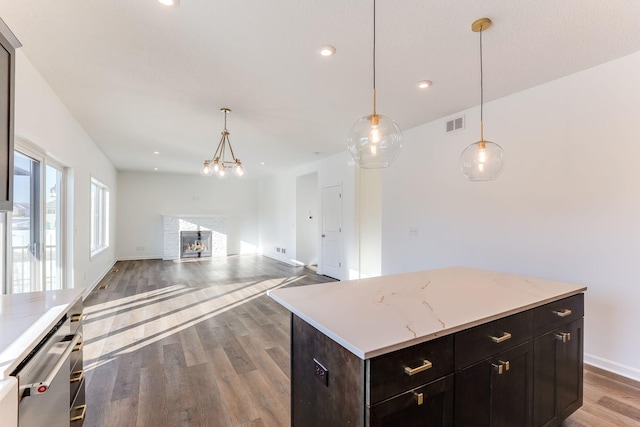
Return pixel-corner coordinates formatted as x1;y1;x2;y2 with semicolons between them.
268;267;587;359
0;289;84;378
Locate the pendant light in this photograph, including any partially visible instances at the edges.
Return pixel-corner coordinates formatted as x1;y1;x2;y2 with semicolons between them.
201;108;245;178
347;0;402;169
460;18;505;181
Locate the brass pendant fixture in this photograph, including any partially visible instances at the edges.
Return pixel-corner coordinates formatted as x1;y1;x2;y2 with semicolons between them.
201;108;245;178
346;0;402;169
460;18;505;181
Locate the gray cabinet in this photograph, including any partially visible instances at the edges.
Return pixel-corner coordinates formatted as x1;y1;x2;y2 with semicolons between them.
0;20;19;212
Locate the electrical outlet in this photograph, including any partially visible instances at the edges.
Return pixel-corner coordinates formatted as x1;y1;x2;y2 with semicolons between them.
282;248;286;254
313;358;329;386
409;227;419;236
136;246;145;251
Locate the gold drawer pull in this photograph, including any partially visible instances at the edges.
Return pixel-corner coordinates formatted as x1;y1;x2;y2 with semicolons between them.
414;392;424;406
73;340;84;352
553;309;572;318
490;332;512;343
404;359;433;376
70;370;84;383
70;313;84;323
492;360;510;374
555;332;571;343
70;404;87;422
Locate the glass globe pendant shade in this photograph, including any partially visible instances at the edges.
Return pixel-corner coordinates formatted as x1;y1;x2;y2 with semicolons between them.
459;140;505;181
347;114;402;168
216;164;226;178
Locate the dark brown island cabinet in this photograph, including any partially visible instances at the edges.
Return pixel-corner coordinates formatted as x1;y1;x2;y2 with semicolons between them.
290;294;584;427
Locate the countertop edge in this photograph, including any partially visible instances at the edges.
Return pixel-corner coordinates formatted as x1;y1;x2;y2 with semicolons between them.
268;287;587;360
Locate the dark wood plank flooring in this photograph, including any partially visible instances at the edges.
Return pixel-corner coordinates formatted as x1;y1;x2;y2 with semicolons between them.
83;255;640;427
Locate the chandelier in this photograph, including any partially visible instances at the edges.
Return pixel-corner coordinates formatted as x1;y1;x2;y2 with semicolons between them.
201;108;245;178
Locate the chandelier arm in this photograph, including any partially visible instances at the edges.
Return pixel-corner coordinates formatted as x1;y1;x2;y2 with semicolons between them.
226;135;238;162
213;134;226;161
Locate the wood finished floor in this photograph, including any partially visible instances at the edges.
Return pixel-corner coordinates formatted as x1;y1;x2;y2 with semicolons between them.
83;256;640;427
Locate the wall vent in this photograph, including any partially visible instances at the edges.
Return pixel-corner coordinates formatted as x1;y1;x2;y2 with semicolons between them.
446;116;465;133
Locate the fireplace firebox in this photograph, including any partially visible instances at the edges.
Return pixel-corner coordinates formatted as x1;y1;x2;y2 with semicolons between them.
180;230;212;258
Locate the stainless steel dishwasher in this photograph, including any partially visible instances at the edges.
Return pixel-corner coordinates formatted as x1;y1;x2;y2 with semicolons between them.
13;318;82;427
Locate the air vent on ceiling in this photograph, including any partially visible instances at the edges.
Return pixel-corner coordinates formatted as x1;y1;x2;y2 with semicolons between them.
446;116;465;133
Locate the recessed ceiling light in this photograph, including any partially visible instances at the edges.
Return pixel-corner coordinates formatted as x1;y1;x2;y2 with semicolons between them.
417;80;432;89
154;167;159;171
153;151;160;155
318;45;336;57
260;162;265;165
158;0;179;7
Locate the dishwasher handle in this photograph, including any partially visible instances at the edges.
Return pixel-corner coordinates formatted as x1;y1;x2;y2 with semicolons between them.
19;333;81;396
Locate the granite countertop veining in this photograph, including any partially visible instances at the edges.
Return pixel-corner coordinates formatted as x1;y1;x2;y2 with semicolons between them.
267;266;587;359
0;288;84;378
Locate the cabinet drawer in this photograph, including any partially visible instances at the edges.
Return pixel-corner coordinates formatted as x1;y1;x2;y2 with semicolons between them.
367;334;454;405
455;310;533;370
533;294;583;336
368;374;454;427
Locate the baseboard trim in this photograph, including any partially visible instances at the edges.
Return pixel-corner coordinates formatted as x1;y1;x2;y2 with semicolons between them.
263;253;299;267
584;353;640;383
83;259;117;299
117;255;163;261
584;363;640;388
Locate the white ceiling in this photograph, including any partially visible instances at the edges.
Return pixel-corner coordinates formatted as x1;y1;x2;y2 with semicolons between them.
1;1;639;178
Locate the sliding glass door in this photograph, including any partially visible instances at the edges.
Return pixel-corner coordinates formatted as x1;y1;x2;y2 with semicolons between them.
12;151;41;292
45;164;64;290
8;149;65;293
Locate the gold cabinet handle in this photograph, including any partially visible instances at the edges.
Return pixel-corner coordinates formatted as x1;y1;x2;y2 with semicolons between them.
553;309;572;318
414;392;424;406
70;313;84;323
490;332;512;343
492;360;510;374
404;359;433;376
555;332;571;343
70;370;84;383
70;404;87;422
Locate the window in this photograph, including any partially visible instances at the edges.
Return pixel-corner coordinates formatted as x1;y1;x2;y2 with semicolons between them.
91;178;109;255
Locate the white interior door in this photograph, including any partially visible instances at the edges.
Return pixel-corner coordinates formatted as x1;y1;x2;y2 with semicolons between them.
321;185;342;279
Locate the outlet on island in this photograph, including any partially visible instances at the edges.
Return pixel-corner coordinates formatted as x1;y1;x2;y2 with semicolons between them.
313;358;329;387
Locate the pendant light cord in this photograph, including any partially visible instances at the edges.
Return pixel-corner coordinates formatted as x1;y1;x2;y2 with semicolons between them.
479;26;484;139
372;0;377;115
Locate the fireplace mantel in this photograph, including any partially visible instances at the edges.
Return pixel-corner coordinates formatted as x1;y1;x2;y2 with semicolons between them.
162;214;227;260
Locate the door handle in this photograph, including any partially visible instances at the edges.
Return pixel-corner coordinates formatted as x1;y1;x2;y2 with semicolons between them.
19;333;82;396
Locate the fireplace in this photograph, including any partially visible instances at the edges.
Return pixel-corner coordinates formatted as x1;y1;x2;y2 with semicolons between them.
180;230;212;258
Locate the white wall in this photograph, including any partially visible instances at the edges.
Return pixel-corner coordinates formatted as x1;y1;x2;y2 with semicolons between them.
116;171;259;259
258;151;356;280
14;51;118;291
382;51;640;381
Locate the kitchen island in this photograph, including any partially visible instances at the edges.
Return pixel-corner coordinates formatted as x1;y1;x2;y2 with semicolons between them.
268;266;587;427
